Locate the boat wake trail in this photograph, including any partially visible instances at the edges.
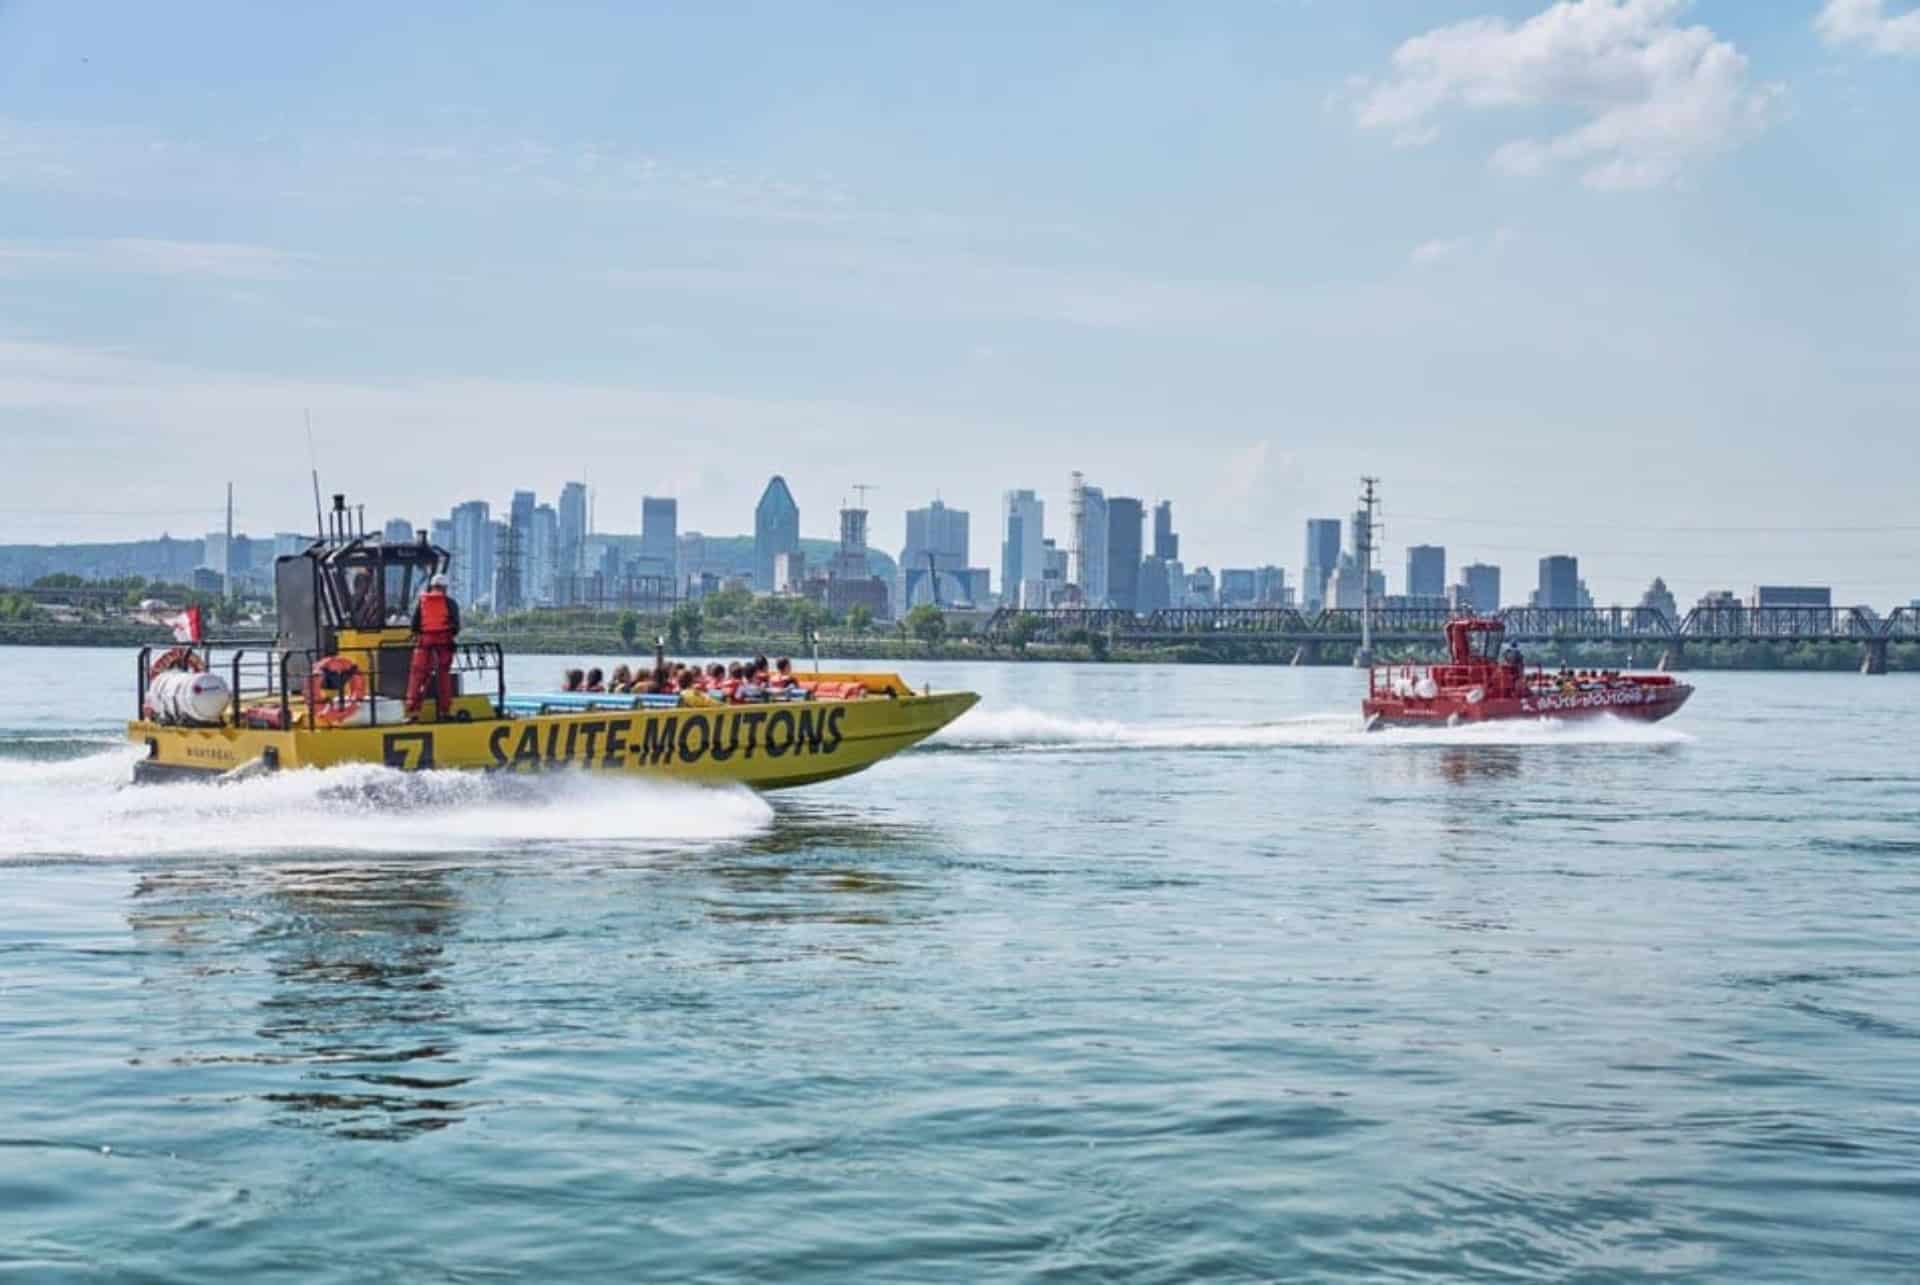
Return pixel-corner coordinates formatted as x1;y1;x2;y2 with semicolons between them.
924;706;1692;753
0;747;773;864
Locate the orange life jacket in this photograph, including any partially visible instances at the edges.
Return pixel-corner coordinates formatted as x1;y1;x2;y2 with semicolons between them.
417;589;453;639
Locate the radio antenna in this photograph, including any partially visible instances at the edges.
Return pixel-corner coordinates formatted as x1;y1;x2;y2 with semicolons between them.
306;410;325;543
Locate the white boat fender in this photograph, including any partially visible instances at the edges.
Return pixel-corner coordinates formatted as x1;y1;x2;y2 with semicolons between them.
1415;676;1439;700
1464;686;1485;704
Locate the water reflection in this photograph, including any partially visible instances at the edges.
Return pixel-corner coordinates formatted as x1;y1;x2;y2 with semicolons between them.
130;863;477;1142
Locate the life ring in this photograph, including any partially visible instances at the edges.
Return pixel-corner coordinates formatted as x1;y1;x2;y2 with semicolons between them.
149;646;206;679
1465;686;1486;705
306;656;367;727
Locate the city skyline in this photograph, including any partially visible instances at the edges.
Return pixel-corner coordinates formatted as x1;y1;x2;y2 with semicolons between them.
2;3;1915;606
3;467;1899;624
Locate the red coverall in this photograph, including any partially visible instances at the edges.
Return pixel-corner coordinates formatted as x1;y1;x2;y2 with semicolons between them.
406;588;459;718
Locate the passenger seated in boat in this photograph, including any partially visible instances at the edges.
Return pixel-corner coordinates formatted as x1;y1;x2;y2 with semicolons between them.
609;664;632;693
584;667;605;693
767;657;795;690
562;668;585;692
676;668;698;693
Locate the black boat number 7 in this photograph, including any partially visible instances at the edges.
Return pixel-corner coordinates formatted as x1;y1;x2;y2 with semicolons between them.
382;731;436;771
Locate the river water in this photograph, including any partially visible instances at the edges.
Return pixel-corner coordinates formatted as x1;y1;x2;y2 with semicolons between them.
2;646;1915;1281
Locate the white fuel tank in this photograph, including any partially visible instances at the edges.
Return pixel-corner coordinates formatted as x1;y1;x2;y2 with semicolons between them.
146;670;232;726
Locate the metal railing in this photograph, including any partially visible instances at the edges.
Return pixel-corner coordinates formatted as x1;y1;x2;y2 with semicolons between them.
137;639;506;730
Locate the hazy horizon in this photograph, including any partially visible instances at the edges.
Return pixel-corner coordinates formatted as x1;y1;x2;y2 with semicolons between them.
3;1;1916;606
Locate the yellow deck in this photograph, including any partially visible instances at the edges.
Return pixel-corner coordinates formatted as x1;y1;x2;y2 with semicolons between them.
129;672;977;790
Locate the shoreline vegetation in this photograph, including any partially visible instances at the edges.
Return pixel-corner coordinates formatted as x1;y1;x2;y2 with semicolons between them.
1;617;1915;672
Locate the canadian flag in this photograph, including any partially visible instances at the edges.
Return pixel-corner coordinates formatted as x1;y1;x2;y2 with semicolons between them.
169;605;204;643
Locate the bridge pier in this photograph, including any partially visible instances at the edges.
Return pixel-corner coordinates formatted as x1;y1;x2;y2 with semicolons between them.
1862;639;1889;675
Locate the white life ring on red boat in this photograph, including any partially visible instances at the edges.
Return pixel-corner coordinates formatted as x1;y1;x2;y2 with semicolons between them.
1465;686;1485;705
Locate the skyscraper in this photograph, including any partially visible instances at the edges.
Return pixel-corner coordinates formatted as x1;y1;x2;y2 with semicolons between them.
1535;555;1580;610
1304;519;1342;611
1001;489;1045;609
449;500;493;606
1460;563;1501;614
641;496;678;579
1406;545;1446;599
1152;500;1178;562
382;517;414;545
509;490;536;605
531;503;559;605
1105;497;1144;611
901;498;971;609
1069;474;1109;606
754;476;800;591
558;481;588;582
1138;557;1172;612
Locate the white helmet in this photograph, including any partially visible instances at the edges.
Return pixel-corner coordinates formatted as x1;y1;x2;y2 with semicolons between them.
429;573;449;590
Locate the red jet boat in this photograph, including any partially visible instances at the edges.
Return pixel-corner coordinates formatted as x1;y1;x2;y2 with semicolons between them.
1363;617;1692;729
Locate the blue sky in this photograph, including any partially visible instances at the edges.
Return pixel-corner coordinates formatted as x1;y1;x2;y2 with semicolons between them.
2;0;1915;605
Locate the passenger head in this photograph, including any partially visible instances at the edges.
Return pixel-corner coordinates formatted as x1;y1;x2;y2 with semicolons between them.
677;669;697;690
707;662;725;679
586;667;604;690
610;664;632;690
563;668;584;691
775;657;792;675
727;662;744;679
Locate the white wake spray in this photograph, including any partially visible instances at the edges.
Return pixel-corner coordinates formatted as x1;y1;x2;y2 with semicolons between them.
926;706;1692;752
0;748;773;863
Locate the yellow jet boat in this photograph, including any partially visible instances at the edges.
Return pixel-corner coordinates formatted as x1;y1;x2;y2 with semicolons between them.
128;503;977;788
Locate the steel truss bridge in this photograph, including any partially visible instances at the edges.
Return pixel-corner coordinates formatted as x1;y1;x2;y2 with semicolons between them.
981;605;1920;671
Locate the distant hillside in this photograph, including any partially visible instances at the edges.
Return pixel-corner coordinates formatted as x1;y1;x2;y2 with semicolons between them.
0;536;205;587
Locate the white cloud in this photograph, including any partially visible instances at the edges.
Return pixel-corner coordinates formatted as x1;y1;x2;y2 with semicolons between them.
1353;0;1779;190
1410;237;1471;266
0;237;302;280
1816;0;1920;55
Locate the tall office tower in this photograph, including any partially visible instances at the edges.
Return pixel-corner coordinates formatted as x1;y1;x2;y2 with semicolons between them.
1069;476;1109;605
1138;556;1171;612
641;496;678;580
1406;545;1446;599
450;500;493;606
1152;500;1178;562
1535;555;1580;609
1105;497;1145;611
490;519;515;609
558;481;588;581
901;498;971;609
530;503;559;606
383;517;414;545
1001;489;1045;609
754;476;800;591
429;519;454;555
1460;563;1501;614
509;490;536;604
1303;518;1342;611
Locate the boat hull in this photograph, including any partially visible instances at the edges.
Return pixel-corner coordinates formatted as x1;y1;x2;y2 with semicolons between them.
1364;682;1691;729
129;689;979;788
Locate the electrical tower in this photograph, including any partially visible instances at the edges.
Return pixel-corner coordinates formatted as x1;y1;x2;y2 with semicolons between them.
1356;476;1381;667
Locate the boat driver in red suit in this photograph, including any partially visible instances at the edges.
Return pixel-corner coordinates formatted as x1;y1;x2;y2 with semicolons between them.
406;574;460;721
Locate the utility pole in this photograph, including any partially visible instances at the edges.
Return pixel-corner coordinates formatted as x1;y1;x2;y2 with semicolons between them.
223;481;234;602
1356;476;1380;668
